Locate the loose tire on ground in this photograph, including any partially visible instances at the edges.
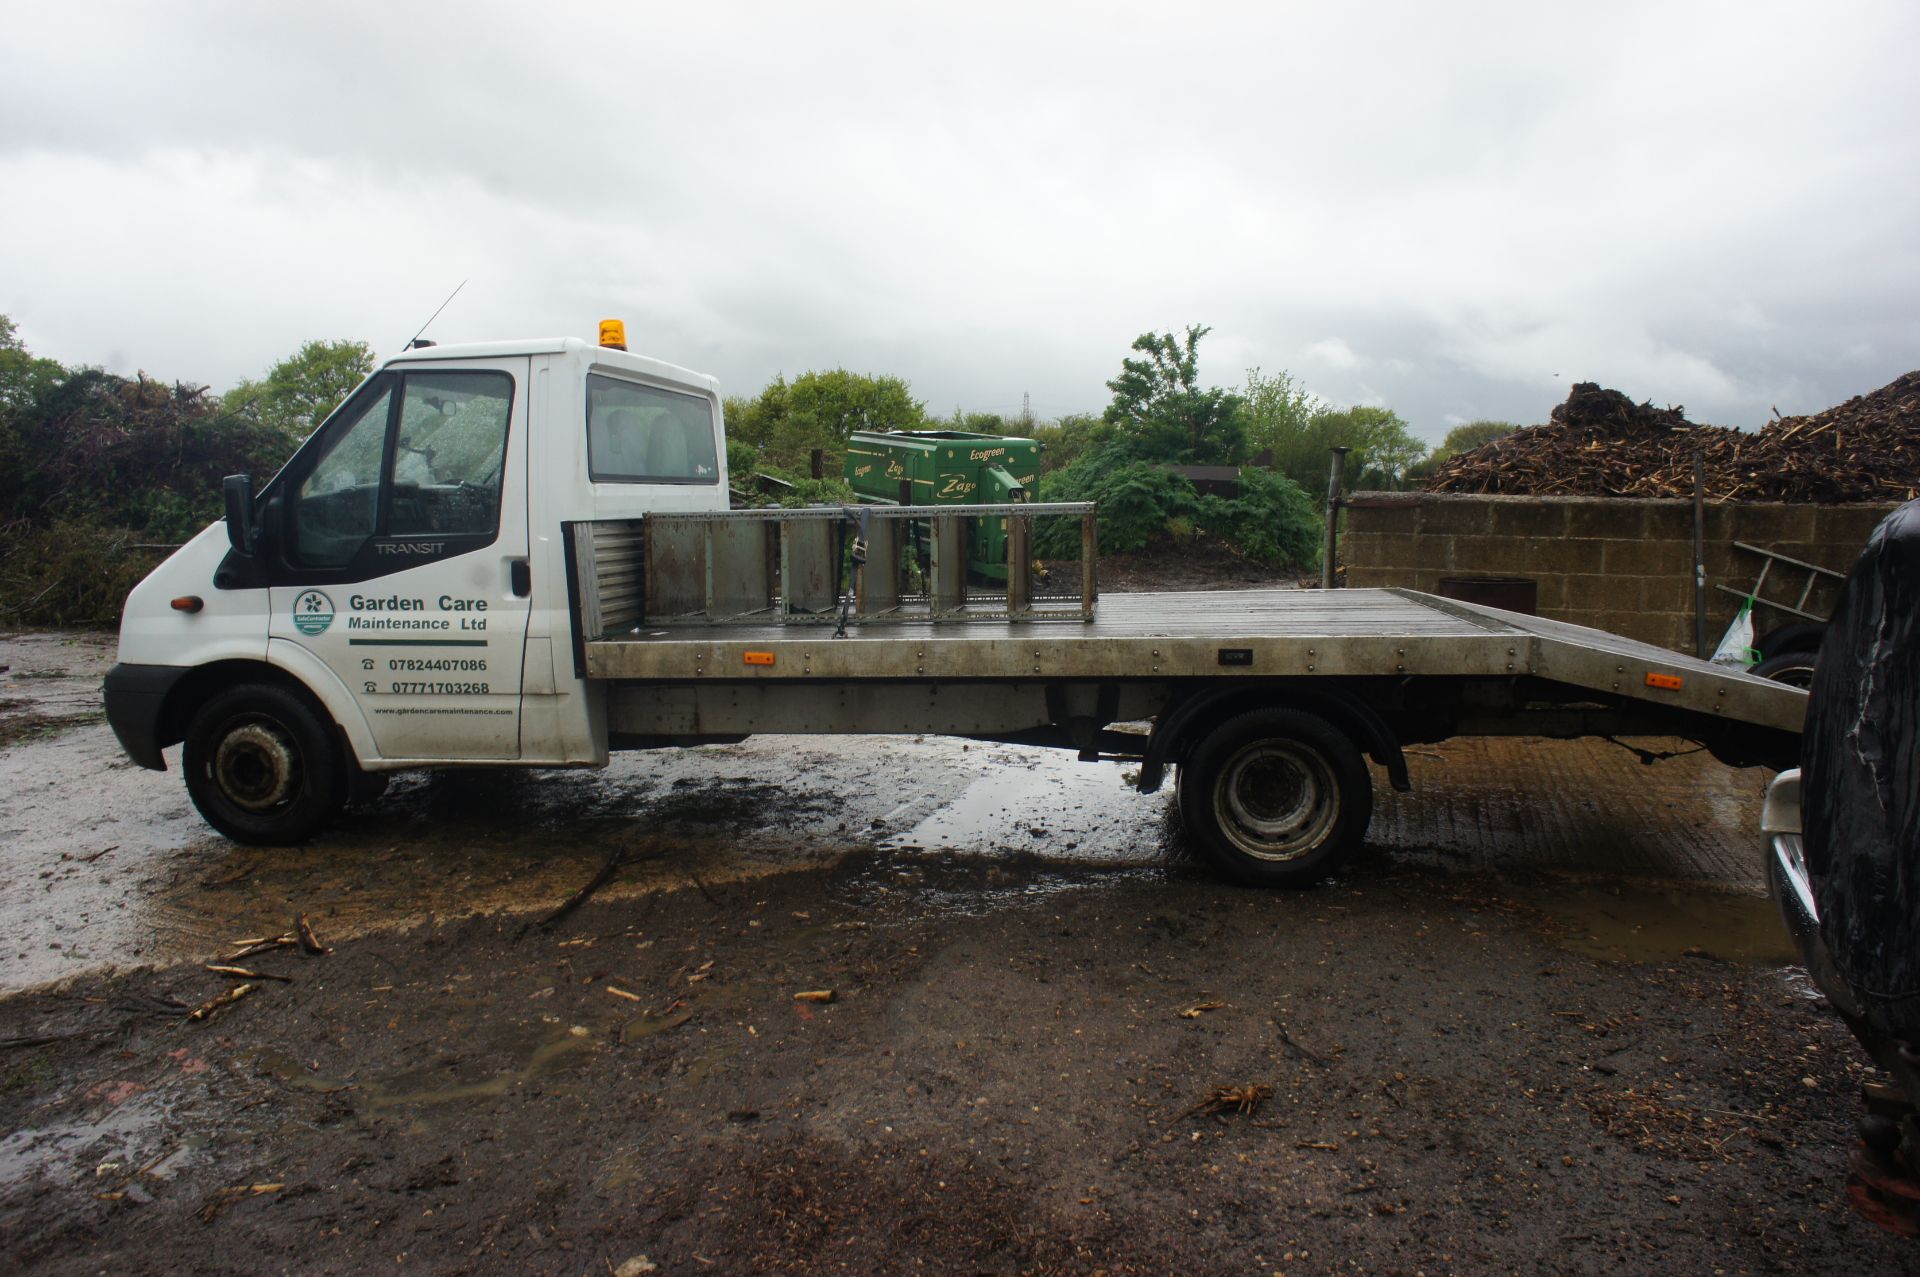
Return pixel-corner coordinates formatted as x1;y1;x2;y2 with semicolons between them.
1175;707;1373;887
182;683;343;845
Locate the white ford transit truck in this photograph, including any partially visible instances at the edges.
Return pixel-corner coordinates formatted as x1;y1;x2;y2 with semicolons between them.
104;327;1805;886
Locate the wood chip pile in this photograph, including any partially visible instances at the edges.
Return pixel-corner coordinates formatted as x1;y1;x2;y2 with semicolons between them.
1422;372;1920;501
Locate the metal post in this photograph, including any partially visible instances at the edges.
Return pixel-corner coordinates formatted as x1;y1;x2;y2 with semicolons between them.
1692;452;1708;659
1321;447;1350;590
1080;508;1099;619
1006;513;1031;615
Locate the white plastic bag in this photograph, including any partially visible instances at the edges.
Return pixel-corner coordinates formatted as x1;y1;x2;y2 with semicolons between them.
1712;595;1758;667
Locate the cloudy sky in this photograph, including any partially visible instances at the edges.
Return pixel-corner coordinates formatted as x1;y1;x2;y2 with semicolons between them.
3;2;1915;443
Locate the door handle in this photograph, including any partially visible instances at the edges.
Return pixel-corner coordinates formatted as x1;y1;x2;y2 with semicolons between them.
510;559;531;598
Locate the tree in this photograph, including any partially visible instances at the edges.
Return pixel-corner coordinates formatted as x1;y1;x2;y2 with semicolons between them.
943;408;1012;434
1029;412;1111;477
721;370;926;474
1240;366;1324;462
1434;419;1517;459
724;379;789;453
223;339;376;438
1262;404;1424;493
1408;419;1520;480
0;315;64;412
1103;325;1247;464
0;321;297;625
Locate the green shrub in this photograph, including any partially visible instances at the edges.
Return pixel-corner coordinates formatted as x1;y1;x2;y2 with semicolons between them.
0;520;173;628
725;438;758;484
1032;438;1320;567
1195;467;1321;566
1034;441;1200;557
773;475;858;509
0;326;299;627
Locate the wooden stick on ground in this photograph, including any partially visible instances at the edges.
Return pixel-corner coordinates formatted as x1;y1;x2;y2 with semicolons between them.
203;965;293;983
295;914;331;956
187;983;255;1023
522;844;673;938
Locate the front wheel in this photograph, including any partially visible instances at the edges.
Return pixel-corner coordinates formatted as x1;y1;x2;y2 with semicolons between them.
1176;708;1373;887
183;684;343;845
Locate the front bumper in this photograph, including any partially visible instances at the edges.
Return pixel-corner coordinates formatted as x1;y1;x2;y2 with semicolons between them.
102;663;190;771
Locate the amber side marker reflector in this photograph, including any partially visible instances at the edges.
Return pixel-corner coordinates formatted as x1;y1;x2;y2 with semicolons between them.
170;596;204;613
1645;672;1683;691
743;651;775;666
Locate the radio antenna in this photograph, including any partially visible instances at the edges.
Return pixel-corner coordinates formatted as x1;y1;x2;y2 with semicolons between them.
404;279;467;350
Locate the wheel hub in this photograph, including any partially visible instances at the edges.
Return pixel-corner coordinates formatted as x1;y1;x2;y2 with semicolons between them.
213;722;297;811
1217;744;1338;861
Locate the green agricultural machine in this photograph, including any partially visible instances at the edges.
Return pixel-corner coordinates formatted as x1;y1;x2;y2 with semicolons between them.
844;430;1043;582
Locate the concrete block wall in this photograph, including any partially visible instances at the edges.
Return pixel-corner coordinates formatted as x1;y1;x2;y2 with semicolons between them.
1341;493;1901;654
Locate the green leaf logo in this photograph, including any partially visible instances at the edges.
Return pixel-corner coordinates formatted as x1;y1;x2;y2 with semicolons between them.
293;589;335;636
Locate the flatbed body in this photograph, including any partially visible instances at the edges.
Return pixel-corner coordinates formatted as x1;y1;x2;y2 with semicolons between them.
583;585;1803;735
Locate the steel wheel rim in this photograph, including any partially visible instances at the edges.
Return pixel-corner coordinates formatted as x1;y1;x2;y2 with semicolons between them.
1214;742;1339;862
1767;662;1816;689
213;720;298;811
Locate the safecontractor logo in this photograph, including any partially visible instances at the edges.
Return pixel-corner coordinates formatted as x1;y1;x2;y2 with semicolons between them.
293;589;335;636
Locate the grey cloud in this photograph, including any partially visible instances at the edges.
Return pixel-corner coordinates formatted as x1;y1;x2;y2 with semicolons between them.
1;2;1915;446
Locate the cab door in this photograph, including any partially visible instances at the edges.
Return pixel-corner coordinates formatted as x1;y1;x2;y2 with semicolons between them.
265;358;531;760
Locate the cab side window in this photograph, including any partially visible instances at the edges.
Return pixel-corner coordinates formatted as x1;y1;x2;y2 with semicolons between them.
284;369;514;571
586;374;718;484
389;372;513;536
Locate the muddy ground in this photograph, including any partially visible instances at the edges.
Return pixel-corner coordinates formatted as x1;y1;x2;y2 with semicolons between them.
0;630;1912;1275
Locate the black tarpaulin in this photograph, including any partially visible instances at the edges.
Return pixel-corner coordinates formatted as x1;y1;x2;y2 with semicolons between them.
1804;499;1920;1041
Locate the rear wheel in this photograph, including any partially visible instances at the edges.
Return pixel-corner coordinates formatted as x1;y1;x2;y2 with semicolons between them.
1753;649;1818;689
1754;621;1826;663
183;684;343;845
1176;708;1373;887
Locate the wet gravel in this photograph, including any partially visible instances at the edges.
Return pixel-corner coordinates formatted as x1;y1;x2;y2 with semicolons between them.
1;855;1907;1275
1;628;1911;1273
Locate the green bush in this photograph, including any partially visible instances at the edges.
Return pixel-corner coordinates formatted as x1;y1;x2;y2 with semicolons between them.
1195;467;1321;566
1034;441;1199;557
774;476;858;509
0;321;299;628
725;438;758;484
1033;439;1320;567
0;520;173;628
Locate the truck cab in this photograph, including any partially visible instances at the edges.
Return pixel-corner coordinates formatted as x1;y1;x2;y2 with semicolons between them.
105;334;726;842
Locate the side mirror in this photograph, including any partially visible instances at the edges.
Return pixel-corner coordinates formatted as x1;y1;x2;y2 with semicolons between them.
223;474;256;556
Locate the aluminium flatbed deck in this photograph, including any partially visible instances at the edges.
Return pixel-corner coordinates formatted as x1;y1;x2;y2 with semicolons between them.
583;587;1807;735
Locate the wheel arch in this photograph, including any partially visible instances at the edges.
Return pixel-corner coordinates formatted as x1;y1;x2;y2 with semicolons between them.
157;659;363;783
1137;680;1409;796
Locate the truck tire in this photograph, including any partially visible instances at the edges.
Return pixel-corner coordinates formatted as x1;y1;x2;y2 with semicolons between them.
1754;621;1825;662
183;684;343;845
1176;707;1372;887
1752;650;1819;689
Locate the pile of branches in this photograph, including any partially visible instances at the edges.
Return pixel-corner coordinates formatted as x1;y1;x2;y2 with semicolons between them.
1423;372;1920;502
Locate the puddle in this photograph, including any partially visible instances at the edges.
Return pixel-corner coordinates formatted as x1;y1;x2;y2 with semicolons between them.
1777;967;1826;1001
362;1025;594;1111
881;747;1171;865
1516;879;1799;965
0;1094;196;1187
252;1047;358;1096
842;849;1175;921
